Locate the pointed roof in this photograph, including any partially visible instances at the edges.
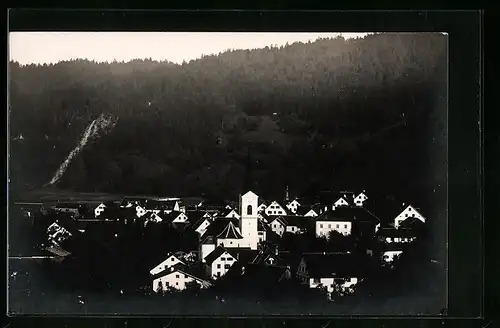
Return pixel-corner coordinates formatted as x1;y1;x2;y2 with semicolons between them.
186;210;210;224
216;220;243;239
204;246;234;265
242;190;259;199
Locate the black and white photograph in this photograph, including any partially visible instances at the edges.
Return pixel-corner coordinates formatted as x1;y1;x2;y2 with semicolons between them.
8;31;448;315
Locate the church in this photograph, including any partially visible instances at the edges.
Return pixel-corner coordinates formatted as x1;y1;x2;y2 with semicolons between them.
198;190;260;262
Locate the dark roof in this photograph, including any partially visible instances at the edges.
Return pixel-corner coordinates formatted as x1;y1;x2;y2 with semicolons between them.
192;216;212;230
316;207;379;223
54;202;81;209
302;253;363;278
152;262;211;282
203;217;239;237
186;210;210;224
216;220;243;239
296;206;317;216
219;208;239;217
317;191;357;204
204;246;229;265
377;228;419;238
362;195;406;223
160;210;185;223
382;243;408;252
399;216;426;228
258;219;273;232
277;215;312;229
200;198;228;208
100;206;137;219
120;197;148;207
226;248;259;264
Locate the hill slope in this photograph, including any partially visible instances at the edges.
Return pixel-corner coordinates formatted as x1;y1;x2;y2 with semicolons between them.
9;33;447;202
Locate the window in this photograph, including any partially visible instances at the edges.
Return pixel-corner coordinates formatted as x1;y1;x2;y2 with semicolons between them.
344;224;348;229
176;274;180;278
221;257;225;261
405;214;408;217
217;272;221;277
230;241;233;244
176;282;179;286
328;224;331;228
165;281;170;287
224;264;230;269
336;224;339;228
320;224;323;228
227;258;233;261
247;205;252;215
217;264;221;269
273;224;277;228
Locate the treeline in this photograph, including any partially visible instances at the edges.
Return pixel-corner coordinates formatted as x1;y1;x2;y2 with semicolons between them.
9;33;447;203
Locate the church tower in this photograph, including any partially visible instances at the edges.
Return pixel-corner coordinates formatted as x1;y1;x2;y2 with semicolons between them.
240;190;259;250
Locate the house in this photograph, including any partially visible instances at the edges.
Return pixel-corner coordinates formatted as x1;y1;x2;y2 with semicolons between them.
393;204;426;229
286;199;301;214
277;215;312;234
152;263;212;292
163;211;188;224
52;202;81;215
220;208;240;219
143;211;164;225
382;243;406;263
257;201;268;213
119;197;148;208
204;246;237;280
264;201;289;217
268;216;286;237
353;191;368;207
296;206;319;218
296;253;362;296
315;210;353;237
150;253;186;276
94;203;107;217
376;227;418;244
192;217;212;237
215;220;244;248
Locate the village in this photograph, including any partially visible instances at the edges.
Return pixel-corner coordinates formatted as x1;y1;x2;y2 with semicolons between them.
20;187;428;302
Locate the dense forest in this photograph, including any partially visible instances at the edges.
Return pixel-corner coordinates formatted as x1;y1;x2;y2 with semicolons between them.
9;33;447;204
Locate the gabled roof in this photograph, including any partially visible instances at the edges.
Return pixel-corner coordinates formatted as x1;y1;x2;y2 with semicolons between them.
216;220;243;239
161;210;185;223
316;207;379;223
152;263;211;283
204;246;234;265
302;253;363;278
399;216;426;228
268;216;287;226
277;215;312;229
242;190;259;198
219;208;239;217
296;206;318;216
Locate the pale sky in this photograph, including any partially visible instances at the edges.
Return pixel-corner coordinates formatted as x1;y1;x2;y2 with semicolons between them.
9;32;370;65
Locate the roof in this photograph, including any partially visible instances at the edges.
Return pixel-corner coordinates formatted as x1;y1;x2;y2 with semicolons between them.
152;263;211;282
302;253;363;278
399;216;426;228
160;210;185;223
200;198;228;208
317;190;357;204
226;248;259;264
362;195;406;223
186;210;210;224
219;208;239;217
383;243;408;252
216;220;243;239
376;227;419;238
204;246;231;265
202;218;239;237
316;207;379;223
277;215;312;229
192;216;212;230
45;245;71;257
119;197;148;207
53;203;81;209
296;206;317;216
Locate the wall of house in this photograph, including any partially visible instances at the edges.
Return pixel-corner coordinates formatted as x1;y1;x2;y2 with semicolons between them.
394;205;425;228
94;204;105;217
217;238;244;248
150;256;184;275
286;225;302;234
270;221;285;236
195;220;211;236
265;202;287;216
258;230;267;243
334;198;349;207
305;210;318;217
172;213;188;223
309;277;359;294
225;210;240;218
287;201;300;213
383;236;416;243
208;252;236;279
200;244;216;262
152;271;205;292
383;250;403;262
315;221;352;237
136;206;146;217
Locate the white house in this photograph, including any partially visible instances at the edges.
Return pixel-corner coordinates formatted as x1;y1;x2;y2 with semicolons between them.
393;204;426;228
334;197;350;207
152;265;211;292
264;201;288;217
222;208;240;219
315;211;353;237
199;236;217;263
168;211;188;224
268;217;286;237
296;253;360;296
135;205;147;218
94;203;106;217
257;202;268;213
216;220;245;248
297;206;319;217
286;199;301;214
150;253;185;276
353;192;368;207
204;246;237;280
193;217;212;236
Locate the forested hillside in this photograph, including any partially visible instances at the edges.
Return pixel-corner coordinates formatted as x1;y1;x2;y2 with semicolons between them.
9;33;447;203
